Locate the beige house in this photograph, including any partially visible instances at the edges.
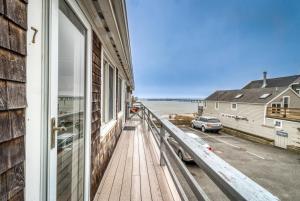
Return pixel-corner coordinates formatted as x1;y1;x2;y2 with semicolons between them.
203;73;300;149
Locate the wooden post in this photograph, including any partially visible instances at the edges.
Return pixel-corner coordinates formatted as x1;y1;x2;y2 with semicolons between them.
160;127;166;166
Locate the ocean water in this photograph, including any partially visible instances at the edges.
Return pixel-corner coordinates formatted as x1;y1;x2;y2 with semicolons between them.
141;100;201;118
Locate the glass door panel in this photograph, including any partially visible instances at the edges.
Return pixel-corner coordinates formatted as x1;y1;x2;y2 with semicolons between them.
57;1;86;201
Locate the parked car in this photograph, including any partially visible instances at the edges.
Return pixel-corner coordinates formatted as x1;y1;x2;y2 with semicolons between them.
191;116;222;133
167;132;212;162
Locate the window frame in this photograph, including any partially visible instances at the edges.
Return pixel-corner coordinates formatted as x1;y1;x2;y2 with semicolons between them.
271;102;281;114
282;96;290;108
117;75;123;114
274;120;282;128
231;103;237;110
215;101;219;110
102;59;117;124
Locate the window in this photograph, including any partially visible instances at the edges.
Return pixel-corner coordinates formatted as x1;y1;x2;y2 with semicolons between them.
103;61;115;123
203;101;207;108
259;93;271;99
231;103;237;110
117;77;122;113
271;103;281;114
234;94;243;99
283;96;289;108
274;120;282;128
215;102;219;110
207;118;220;123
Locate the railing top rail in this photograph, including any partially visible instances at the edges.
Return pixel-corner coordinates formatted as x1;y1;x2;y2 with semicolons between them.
137;102;279;201
267;107;300;110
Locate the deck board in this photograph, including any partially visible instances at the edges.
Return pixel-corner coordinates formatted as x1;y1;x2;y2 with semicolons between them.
94;119;179;201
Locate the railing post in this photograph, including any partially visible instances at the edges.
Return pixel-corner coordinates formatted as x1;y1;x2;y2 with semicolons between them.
160;126;166;166
283;108;287;118
148;111;151;131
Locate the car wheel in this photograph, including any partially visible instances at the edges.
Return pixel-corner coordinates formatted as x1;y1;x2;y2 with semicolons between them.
201;126;206;132
178;151;184;161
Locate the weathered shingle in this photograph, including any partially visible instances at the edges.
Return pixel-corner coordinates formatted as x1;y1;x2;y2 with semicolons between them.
205;87;286;104
243;75;300;89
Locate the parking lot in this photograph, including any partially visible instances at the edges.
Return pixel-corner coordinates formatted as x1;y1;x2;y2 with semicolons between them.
178;126;300;201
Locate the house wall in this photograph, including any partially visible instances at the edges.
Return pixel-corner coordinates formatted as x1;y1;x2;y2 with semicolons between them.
203;101;275;140
265;118;300;147
204;100;300;147
265;88;300;147
0;0;27;200
90;31;124;200
90;31;102;199
267;89;300;108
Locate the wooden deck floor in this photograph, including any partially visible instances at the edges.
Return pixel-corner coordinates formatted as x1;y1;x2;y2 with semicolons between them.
94;118;180;201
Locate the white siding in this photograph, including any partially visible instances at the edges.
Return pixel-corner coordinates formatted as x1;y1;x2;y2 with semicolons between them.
204;101;300;147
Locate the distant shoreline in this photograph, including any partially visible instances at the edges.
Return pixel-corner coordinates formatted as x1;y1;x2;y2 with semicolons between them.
139;98;203;102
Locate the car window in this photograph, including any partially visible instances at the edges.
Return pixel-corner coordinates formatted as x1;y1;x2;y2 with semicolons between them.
207;118;220;123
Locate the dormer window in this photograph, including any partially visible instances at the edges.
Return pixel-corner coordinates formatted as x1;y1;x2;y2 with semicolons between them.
234;94;243;99
259;93;271;99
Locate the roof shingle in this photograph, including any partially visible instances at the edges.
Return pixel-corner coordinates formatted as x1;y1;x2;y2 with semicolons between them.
243;75;300;89
205;87;286;104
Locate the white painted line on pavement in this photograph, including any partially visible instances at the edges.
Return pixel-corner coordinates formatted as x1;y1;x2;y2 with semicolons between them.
187;127;266;159
246;151;265;160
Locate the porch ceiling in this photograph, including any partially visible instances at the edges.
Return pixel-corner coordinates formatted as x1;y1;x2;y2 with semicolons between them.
92;0;134;89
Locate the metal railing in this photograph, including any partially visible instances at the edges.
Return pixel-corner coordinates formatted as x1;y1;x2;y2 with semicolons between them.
131;102;279;201
266;107;300;122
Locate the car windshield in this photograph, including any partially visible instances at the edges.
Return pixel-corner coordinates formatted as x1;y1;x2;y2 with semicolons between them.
207;118;220;123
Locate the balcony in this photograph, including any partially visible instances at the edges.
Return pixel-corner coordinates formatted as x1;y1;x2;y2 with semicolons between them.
93;116;180;201
266;107;300;122
94;103;279;201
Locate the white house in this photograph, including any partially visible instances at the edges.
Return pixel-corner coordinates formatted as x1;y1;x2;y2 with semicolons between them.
203;73;300;149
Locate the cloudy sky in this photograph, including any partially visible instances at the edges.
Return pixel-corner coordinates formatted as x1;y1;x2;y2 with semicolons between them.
127;0;300;98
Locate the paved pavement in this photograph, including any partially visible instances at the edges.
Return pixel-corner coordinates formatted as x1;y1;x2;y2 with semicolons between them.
177;126;300;201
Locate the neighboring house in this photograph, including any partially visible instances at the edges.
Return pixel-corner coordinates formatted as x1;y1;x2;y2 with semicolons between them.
0;0;134;201
203;72;300;149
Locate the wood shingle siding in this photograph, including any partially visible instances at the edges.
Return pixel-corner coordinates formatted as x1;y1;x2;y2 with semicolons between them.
0;0;27;200
91;31;102;199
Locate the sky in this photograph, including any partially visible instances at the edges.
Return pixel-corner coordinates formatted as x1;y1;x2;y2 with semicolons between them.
126;0;300;99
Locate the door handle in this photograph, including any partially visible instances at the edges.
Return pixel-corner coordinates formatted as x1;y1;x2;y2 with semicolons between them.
51;118;67;149
52;126;67;132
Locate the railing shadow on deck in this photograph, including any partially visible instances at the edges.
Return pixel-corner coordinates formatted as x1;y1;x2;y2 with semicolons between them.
129;102;280;201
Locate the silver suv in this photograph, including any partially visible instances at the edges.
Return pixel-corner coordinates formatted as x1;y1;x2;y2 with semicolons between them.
191;116;222;133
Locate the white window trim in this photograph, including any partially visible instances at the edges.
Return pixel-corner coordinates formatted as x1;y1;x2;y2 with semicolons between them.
215;101;219;110
117;76;123;114
282;96;290;107
101;119;117;137
274;120;283;128
101;58;117;125
231;103;237;110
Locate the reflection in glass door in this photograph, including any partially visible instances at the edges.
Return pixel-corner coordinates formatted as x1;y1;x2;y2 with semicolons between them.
57;1;86;201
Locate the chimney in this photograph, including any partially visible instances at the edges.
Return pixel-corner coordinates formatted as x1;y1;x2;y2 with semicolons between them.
262;71;267;88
